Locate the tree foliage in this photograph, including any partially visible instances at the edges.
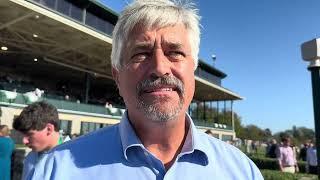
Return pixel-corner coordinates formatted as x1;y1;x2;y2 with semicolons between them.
190;103;235;126
273;126;315;145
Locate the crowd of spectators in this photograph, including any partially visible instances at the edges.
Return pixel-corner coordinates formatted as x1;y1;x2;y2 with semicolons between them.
264;137;318;174
222;136;318;175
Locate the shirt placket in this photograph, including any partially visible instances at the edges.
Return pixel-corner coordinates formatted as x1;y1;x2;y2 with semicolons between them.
142;149;166;179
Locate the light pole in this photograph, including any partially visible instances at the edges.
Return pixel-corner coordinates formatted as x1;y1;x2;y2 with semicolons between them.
211;54;216;66
301;38;320;177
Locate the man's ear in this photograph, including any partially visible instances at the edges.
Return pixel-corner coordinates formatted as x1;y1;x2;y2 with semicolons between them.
112;67;123;96
112;67;120;88
46;123;55;136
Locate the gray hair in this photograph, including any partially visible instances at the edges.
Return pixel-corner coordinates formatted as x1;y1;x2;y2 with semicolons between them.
111;0;201;71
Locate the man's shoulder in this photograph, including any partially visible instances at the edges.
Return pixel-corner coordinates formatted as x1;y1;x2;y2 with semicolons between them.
199;133;243;156
48;124;123;164
196;133;263;179
33;124;124;179
23;151;39;169
199;133;262;177
25;151;38;161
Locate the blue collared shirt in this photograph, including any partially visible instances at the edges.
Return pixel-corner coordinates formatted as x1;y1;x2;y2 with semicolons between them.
23;136;69;180
34;113;263;180
23;151;40;180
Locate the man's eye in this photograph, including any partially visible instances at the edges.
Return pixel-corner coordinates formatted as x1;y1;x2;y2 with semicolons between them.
131;53;150;63
167;51;185;61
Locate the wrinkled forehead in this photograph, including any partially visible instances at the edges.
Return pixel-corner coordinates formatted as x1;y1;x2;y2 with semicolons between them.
126;23;190;48
141;24;185;37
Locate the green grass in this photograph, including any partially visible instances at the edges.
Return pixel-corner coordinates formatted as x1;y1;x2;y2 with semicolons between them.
261;169;317;180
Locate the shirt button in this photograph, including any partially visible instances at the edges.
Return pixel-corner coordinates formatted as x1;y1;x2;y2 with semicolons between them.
144;151;149;156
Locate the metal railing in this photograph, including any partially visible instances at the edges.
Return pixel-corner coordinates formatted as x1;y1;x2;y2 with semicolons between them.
0;90;123;117
192;119;233;130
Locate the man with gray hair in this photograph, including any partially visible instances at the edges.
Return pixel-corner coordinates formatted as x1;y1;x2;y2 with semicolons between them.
35;0;263;179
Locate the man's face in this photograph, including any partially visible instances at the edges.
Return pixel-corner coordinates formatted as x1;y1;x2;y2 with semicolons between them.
22;127;51;152
283;139;291;146
113;24;195;122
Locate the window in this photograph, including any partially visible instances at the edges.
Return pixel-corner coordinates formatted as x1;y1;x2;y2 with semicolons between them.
42;0;56;9
57;0;71;16
70;5;83;22
80;122;110;135
221;135;233;142
59;120;72;135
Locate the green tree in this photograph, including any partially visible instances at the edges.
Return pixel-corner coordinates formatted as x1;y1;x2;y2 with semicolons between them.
264;128;272;137
240;125;266;140
273;126;315;145
190;103;234;126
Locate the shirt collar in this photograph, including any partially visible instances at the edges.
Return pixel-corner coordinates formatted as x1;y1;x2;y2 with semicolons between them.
180;113;209;165
119;111;208;164
119;111;144;160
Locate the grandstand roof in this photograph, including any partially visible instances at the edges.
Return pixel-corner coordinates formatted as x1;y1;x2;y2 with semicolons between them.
0;0;113;79
0;0;242;101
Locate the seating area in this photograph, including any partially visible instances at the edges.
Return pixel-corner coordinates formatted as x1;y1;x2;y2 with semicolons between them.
0;88;232;130
0;74;232;130
0;90;125;118
0;71;125;112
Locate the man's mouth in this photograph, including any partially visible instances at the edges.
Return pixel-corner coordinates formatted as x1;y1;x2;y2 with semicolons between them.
143;86;177;93
137;75;184;97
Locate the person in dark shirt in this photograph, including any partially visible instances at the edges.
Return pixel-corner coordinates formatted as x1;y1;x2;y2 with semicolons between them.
266;138;278;158
299;140;310;161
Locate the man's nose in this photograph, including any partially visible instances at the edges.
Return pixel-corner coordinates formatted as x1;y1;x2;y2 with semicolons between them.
149;49;171;78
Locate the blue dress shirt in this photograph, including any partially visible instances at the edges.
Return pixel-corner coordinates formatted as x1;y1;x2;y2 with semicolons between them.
23;136;69;180
34;113;263;180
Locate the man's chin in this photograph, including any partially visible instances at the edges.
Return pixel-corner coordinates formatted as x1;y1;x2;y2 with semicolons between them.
143;105;182;122
144;103;178;112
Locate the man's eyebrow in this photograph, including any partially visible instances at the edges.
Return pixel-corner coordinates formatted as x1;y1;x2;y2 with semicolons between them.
131;42;153;52
162;41;184;50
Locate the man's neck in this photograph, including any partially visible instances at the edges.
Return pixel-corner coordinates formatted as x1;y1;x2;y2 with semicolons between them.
43;132;60;152
130;113;189;170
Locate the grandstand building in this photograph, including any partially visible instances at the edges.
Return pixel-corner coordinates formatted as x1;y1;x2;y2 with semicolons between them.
0;0;242;142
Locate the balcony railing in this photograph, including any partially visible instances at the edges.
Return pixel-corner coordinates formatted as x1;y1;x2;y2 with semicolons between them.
0;90;233;130
195;68;221;86
193;119;233;130
0;90;124;118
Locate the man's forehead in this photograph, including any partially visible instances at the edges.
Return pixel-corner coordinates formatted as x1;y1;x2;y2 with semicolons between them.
130;24;187;41
24;129;43;135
